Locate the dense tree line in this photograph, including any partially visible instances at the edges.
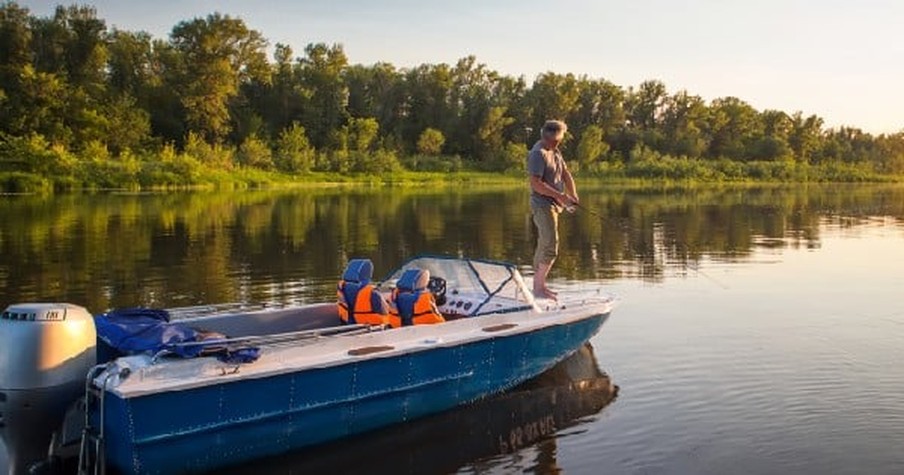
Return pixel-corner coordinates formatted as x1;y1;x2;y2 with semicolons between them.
1;3;903;189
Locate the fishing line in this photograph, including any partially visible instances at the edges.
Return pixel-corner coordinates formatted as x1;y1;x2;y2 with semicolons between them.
572;203;729;289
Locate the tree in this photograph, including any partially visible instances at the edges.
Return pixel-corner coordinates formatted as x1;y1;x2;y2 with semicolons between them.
256;43;299;135
626;80;667;130
477;106;514;162
573;78;625;139
170;13;269;142
107;29;154;99
660;91;708;157
7;64;71;143
346;117;379;153
576;125;608;167
788;112;824;164
752;110;792;161
0;2;37;135
298;43;349;148
345;62;404;137
527;72;581;133
101;95;151;154
57;5;108;94
706;97;762;161
331;117;380;172
0;2;32;75
416;127;445;155
402;62;454;151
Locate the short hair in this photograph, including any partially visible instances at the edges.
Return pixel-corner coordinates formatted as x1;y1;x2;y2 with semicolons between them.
541;120;567;140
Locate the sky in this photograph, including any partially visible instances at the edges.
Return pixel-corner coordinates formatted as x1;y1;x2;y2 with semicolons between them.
22;0;904;134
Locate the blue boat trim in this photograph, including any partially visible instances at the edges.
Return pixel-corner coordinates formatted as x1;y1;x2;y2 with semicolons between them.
131;369;476;446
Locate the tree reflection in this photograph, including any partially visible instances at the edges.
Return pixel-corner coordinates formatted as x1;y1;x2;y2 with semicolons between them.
0;184;902;310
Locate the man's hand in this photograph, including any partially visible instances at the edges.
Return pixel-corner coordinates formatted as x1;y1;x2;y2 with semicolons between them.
559;192;578;207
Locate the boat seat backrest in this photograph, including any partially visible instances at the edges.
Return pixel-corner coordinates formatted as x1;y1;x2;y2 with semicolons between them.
342;259;374;284
396;268;429;292
339;259;385;325
392;268;444;327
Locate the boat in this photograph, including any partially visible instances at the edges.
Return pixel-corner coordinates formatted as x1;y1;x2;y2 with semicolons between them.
217;343;618;475
0;255;615;475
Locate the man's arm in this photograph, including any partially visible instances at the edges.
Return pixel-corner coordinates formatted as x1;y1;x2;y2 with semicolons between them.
530;174;573;206
562;166;579;203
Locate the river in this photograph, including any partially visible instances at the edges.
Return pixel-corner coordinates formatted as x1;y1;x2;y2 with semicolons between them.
1;183;903;474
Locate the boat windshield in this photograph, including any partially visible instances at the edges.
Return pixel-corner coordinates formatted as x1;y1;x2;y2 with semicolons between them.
379;256;535;314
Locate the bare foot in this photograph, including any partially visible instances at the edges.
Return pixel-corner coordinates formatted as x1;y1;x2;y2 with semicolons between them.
533;288;558;300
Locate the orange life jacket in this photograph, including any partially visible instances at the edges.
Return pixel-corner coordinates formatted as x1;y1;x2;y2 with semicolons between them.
388;288;445;328
338;281;388;326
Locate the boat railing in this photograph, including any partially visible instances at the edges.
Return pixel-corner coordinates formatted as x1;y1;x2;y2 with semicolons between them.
150;323;378;363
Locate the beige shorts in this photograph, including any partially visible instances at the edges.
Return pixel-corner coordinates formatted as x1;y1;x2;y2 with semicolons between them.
531;204;559;266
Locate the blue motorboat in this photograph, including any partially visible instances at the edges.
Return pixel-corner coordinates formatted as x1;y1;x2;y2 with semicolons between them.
0;256;615;475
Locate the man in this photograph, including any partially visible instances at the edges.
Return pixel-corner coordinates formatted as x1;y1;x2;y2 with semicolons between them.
527;120;579;300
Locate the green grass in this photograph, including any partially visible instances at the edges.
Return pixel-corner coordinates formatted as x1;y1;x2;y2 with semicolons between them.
2;149;902;194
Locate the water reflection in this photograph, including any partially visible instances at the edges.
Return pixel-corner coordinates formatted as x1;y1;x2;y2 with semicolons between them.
217;343;616;475
0;184;903;310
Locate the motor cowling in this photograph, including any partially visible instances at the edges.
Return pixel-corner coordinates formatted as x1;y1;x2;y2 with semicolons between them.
0;303;97;475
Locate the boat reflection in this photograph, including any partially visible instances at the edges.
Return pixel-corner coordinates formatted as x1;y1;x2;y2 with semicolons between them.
218;343;617;474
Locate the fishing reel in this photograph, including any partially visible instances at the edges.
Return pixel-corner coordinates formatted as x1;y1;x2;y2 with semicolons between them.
427;276;447;306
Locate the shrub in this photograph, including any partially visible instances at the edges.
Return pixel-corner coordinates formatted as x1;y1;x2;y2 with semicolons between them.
237;134;274;170
274;124;315;173
400;154;463;172
494;142;525;172
184;132;234;170
416;128;446;155
0;172;51;193
0;133;76;176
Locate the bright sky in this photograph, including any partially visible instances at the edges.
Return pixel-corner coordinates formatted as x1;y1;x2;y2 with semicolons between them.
23;0;904;134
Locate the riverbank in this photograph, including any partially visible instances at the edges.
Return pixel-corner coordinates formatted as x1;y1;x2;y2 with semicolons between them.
1;159;901;194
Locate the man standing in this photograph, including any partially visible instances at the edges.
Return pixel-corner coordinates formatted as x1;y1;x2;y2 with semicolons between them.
528;120;578;300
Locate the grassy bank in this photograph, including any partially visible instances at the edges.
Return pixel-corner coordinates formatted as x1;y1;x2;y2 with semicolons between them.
1;139;900;194
2;161;901;194
0;164;530;193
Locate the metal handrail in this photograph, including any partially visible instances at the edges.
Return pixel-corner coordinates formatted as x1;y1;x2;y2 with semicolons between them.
78;364;115;475
173;323;370;348
150;323;380;363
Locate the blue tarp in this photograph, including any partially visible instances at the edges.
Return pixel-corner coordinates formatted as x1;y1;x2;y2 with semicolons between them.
94;308;260;364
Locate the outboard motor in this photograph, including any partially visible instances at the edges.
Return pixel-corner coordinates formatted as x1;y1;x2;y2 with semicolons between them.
0;303;96;475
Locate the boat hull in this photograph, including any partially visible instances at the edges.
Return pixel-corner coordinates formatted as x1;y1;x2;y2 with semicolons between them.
102;312;608;474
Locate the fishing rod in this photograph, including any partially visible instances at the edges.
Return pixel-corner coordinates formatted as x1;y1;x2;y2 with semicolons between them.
570;201;729;289
570;202;605;219
685;260;729;289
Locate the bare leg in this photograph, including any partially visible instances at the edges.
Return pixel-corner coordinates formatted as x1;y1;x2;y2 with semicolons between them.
533;260;558;300
531;205;560;300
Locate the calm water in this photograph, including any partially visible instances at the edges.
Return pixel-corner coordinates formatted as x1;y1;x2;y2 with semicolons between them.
1;184;904;474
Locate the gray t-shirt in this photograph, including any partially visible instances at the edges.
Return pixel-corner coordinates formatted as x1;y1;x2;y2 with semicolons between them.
527;140;566;210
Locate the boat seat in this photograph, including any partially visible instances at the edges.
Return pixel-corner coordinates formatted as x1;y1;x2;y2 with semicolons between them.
338;259;388;326
389;268;445;327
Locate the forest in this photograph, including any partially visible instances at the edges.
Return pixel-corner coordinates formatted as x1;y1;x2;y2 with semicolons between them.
1;3;903;190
